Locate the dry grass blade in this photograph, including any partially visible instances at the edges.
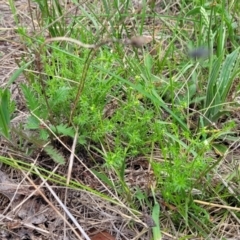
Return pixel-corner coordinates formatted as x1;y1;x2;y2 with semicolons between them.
67;126;79;185
64;126;79;239
194;200;240;211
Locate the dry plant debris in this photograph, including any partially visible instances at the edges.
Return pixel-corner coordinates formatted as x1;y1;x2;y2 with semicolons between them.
0;171;63;238
0;170;36;199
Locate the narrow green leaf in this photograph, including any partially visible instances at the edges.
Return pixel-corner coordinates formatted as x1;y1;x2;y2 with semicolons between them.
185;7;201;16
212;143;228;156
204;53;224;123
219;48;239;100
152;202;161;240
5;61;32;89
91;170;114;188
204;48;240;125
0;90;11;139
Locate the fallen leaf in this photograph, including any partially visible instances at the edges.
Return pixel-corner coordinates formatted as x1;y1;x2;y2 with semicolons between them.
16;198;47;225
0;170;36;199
91;231;115;240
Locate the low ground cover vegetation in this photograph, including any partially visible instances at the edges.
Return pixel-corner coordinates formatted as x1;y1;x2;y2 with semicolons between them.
0;0;240;239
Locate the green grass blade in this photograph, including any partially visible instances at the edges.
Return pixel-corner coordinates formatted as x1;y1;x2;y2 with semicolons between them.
0;90;11;139
204;53;224;123
91;170;114;188
218;47;240;100
152;201;161;240
204;48;240;125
